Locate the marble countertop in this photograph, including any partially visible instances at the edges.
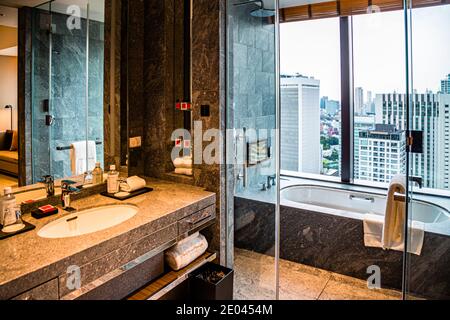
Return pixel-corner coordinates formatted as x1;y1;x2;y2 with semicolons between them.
0;177;215;299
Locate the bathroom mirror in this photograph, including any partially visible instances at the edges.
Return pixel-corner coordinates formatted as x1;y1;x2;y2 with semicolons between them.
124;0;193;177
0;0;125;197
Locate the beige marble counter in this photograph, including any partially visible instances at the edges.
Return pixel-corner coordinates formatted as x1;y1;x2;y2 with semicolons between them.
0;177;215;299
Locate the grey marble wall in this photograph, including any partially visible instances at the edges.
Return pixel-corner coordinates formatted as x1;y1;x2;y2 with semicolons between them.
234;196;450;300
18;7;33;186
191;0;226;265
123;0;226;264
227;3;277;194
31;9;104;181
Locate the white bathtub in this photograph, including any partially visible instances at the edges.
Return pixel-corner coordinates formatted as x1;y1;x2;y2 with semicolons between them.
281;185;450;225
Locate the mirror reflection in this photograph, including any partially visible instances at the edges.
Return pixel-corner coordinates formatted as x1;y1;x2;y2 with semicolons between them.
0;0;114;199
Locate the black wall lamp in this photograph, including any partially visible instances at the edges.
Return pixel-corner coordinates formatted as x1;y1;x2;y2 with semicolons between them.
4;105;13;130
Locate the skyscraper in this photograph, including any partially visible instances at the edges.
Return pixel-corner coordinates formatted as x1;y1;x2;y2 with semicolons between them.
441;74;450;94
355;87;364;115
358;124;406;184
354;115;376;180
281;75;321;174
367;91;375;114
375;92;450;189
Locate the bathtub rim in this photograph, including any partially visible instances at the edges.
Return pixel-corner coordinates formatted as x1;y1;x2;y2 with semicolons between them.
281;184;450;217
280;184;450;237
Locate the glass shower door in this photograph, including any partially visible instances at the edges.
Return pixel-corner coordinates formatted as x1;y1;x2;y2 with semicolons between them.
404;0;450;300
31;1;52;183
48;0;90;179
226;0;280;300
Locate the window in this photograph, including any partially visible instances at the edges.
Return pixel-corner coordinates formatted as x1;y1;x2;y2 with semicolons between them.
279;1;450;194
280;17;341;178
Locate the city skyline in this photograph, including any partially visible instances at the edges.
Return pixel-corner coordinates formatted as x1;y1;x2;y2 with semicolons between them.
280;6;450;102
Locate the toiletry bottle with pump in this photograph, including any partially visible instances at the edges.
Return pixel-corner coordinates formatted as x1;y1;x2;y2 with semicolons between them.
93;162;104;184
107;165;119;194
1;187;17;227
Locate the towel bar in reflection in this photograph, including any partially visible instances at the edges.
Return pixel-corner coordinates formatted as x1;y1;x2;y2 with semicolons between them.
56;141;102;151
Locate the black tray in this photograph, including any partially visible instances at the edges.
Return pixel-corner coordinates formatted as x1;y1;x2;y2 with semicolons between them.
0;221;36;240
100;187;153;201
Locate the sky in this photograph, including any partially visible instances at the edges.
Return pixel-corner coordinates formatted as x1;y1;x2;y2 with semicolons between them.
280;6;450;102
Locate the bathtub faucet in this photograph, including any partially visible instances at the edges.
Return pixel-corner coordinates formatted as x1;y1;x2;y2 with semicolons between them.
409;176;423;189
267;175;276;188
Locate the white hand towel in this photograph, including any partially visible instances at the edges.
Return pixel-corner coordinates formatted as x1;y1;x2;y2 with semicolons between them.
364;213;425;255
120;176;146;192
70;141;97;176
173;156;193;169
165;232;208;271
382;174;407;250
174;168;193;176
363;213;384;248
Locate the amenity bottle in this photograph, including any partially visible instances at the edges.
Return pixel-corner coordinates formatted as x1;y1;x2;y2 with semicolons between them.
107;165;119;194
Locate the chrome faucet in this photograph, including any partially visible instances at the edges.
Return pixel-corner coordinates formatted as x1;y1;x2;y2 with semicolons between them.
61;180;80;210
409;176;423;189
267;175;276;189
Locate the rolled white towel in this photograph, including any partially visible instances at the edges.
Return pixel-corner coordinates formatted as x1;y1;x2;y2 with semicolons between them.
173;156;193;169
120;176;147;192
174;168;193;176
165;232;208;271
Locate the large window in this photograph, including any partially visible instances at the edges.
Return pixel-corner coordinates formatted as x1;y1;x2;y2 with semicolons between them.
279;1;450;193
353;10;407;186
280;17;341;179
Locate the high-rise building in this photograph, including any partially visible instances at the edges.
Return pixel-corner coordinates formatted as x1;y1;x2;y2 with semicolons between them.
354;115;376;180
321;96;340;115
441;74;450;94
355;87;364;115
281;75;321;174
375;92;450;189
367;91;375;114
358;124;406;184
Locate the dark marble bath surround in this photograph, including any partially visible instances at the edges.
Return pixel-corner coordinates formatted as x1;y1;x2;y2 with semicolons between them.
234;196;450;300
0;178;215;300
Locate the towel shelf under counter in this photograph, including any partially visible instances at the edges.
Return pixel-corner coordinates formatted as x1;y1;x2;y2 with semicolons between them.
126;252;217;300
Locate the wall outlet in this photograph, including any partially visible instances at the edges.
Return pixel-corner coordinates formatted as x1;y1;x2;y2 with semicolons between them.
129;136;142;149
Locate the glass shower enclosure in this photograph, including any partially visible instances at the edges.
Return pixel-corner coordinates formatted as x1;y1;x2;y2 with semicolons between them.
226;0;280;300
31;0;104;183
227;0;450;300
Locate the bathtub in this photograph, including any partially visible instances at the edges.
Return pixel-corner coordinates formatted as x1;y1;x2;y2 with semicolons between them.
235;184;450;298
281;185;450;226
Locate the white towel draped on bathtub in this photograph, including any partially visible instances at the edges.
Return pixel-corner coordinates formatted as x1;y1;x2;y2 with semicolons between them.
363;214;425;255
382;175;407;250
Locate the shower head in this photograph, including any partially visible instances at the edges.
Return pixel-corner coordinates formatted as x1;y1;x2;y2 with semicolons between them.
234;0;275;18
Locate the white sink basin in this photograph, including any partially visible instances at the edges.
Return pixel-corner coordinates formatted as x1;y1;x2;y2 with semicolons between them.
37;205;138;239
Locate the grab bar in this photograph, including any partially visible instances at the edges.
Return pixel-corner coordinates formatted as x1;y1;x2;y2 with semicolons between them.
349;195;375;203
56;141;102;151
393;193;410;203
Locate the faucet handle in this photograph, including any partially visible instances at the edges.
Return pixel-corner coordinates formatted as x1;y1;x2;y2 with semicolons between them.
259;182;267;191
409;176;423;189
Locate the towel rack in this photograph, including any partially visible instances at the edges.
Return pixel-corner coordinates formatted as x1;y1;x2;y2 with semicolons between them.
56;141;102;151
394;193;408;203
